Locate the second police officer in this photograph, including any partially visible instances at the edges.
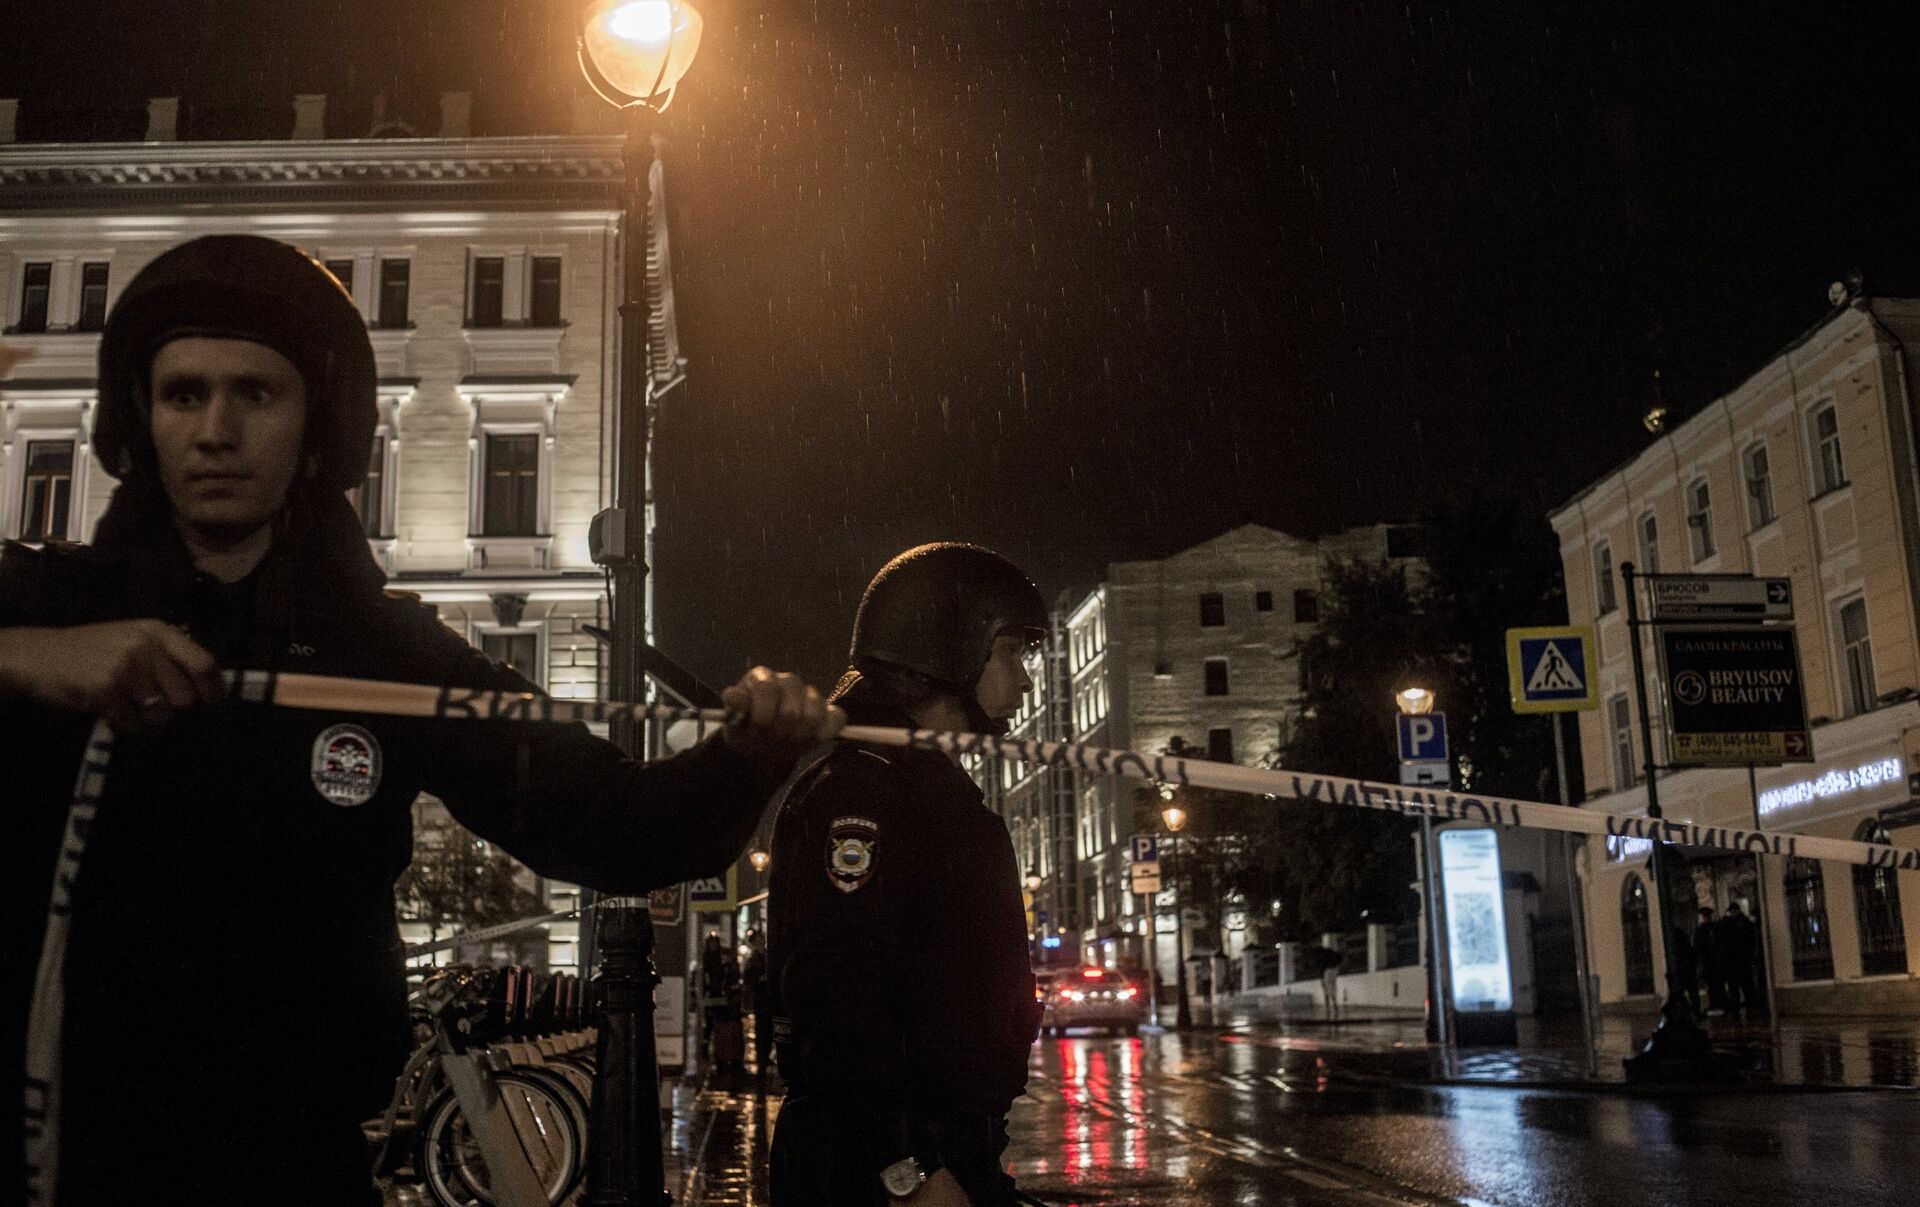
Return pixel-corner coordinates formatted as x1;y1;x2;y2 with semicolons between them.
768;543;1049;1207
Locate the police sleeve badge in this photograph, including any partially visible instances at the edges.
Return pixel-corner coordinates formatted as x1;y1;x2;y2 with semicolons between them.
310;722;383;806
826;816;879;893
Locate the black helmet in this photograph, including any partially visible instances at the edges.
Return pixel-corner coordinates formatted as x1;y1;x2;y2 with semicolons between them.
850;543;1049;698
96;234;377;493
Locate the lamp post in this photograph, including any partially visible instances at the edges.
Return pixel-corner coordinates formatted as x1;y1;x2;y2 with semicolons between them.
1161;802;1192;1030
1024;871;1043;961
576;6;703;1204
1396;687;1451;1058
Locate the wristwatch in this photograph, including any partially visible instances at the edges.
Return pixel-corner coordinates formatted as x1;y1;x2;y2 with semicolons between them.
880;1155;932;1199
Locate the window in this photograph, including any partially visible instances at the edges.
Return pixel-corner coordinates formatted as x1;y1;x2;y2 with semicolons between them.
1744;443;1775;528
324;258;355;297
1293;588;1319;623
353;435;387;537
1254;589;1273;613
1199;592;1225;627
76;262;109;332
1593;541;1617;614
15;262;50;333
1621;875;1655;996
1609;694;1635;788
482;631;540;681
530;256;563;327
1203;658;1229;697
470;256;505;328
1852;821;1908;976
377;258;411;328
18;440;74;542
1637;512;1660;574
1686;479;1714;562
1784;857;1835;981
482;434;540;536
1811;404;1845;494
1839;597;1875;717
1206;727;1234;763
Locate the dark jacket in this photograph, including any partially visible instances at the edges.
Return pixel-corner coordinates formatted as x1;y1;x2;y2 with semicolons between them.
767;684;1038;1184
1;489;772;1199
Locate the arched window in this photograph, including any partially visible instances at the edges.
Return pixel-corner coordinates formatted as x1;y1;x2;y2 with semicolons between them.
1784;857;1835;981
1621;875;1655;996
1852;821;1909;976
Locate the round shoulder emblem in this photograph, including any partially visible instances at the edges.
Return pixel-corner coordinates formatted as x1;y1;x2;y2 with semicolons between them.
310;722;384;807
826;816;879;894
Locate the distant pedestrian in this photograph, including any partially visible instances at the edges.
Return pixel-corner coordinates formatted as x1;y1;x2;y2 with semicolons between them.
744;928;774;1076
1722;904;1762;1019
1670;924;1699;1013
1303;944;1343;1021
1696;908;1727;1016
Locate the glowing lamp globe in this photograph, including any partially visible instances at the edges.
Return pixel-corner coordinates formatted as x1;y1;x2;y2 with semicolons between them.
583;0;705;102
749;849;770;873
1161;804;1187;833
1394;687;1435;716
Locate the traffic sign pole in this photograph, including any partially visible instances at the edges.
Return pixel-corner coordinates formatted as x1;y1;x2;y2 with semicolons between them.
1621;562;1710;1064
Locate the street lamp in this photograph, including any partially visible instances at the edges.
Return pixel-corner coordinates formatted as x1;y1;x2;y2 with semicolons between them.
577;5;704;1203
1160;802;1192;1030
579;0;705;110
749;849;770;874
1396;686;1450;1055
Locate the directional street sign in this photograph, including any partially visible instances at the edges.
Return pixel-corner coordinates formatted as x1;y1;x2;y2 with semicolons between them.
1129;861;1163;895
1660;626;1812;765
1396;712;1449;763
1130;833;1160;864
1647;574;1794;623
1506;625;1599;713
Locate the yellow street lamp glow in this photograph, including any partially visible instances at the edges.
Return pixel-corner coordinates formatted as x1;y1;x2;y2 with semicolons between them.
1161;804;1188;833
1024;872;1042;891
748;848;770;873
1394;687;1435;716
583;0;705;103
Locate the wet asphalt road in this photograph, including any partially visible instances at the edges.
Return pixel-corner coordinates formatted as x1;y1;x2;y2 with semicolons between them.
1005;1027;1920;1207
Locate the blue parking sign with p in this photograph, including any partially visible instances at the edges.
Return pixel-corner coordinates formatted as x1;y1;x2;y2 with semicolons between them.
1396;713;1449;762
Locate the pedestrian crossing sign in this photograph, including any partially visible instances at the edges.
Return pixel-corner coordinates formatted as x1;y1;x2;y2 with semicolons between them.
1506;626;1599;714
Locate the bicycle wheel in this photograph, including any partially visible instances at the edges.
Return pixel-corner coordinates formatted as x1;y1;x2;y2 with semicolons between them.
419;1069;584;1205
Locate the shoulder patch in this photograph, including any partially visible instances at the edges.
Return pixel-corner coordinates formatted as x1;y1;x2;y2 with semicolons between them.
826;815;879;894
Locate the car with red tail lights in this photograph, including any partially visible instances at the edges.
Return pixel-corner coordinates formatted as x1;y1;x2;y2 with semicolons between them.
1036;965;1145;1036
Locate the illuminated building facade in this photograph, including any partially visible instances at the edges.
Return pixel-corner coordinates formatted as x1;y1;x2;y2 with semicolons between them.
1552;294;1920;1016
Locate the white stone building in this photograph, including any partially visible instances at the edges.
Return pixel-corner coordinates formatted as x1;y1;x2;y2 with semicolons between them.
1550;293;1920;1018
983;522;1422;973
0;95;680;971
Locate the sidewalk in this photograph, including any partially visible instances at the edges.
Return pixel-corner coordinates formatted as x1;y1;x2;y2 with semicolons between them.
1180;998;1920;1090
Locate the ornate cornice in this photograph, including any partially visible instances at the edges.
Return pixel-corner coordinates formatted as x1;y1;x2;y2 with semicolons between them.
0;136;629;209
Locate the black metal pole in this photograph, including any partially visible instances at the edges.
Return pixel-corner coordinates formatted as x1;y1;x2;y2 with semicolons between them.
1172;833;1192;1030
1620;562;1700;1033
583;105;668;1207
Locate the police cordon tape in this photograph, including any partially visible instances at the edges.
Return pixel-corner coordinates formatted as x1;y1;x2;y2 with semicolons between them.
403;908;580;958
233;670;1920;873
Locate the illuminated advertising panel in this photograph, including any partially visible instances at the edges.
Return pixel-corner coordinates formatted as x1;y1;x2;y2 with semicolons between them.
1438;828;1514;1013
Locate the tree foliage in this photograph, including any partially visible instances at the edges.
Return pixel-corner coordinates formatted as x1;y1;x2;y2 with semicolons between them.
396;819;545;946
1154;481;1578;945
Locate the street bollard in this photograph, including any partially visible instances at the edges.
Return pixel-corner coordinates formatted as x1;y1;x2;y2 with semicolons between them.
583;896;669;1206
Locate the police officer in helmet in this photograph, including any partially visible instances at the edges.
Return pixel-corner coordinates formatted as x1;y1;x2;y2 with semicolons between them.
768;543;1047;1207
0;235;840;1204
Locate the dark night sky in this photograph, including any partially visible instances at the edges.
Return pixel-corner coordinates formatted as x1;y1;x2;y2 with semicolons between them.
7;1;1920;692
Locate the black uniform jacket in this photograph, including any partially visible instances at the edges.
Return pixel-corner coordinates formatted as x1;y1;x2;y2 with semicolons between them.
767;685;1039;1150
0;488;771;1193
